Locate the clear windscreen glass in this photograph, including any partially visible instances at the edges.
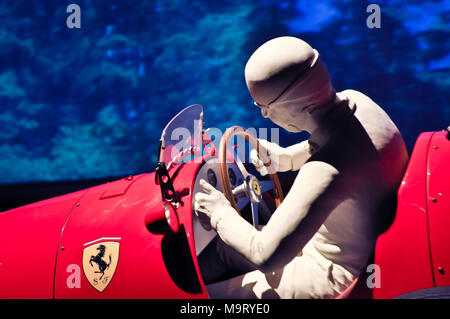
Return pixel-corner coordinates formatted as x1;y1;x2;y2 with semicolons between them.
159;104;204;167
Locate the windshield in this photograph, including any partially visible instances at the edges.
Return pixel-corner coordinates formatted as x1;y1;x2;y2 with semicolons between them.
159;104;204;168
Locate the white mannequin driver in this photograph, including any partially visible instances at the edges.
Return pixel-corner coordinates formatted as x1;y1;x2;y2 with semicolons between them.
194;36;408;298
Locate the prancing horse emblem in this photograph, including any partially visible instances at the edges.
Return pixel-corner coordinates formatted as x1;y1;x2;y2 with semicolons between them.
89;245;111;280
82;239;120;292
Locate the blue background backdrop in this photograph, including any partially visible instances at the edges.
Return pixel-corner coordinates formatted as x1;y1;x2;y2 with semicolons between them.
0;0;448;183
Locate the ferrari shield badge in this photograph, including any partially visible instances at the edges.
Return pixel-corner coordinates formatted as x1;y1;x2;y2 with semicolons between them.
252;180;261;196
82;239;120;292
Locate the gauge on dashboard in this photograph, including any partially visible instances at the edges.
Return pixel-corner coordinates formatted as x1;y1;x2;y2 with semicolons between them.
206;168;217;187
228;167;237;185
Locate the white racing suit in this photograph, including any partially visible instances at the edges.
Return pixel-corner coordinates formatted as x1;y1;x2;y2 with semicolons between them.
197;90;408;299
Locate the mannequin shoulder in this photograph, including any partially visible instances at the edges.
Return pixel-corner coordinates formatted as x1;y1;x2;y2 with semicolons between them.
337;90;406;159
338;89;396;129
337;89;375;106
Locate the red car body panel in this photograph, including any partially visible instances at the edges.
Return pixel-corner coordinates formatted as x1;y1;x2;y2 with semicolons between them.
0;189;87;298
53;164;208;299
373;131;450;299
427;132;450;287
0;162;209;299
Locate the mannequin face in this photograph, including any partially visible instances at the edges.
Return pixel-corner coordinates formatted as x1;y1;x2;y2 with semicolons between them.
255;100;310;133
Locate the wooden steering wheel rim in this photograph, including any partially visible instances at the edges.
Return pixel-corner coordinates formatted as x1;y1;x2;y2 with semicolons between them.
218;126;284;213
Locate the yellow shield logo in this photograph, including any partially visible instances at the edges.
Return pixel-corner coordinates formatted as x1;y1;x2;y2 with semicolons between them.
82;239;120;292
252;180;261;196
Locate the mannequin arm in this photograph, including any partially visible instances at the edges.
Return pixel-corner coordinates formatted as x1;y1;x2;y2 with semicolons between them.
251;139;312;175
286;140;312;171
213;161;339;271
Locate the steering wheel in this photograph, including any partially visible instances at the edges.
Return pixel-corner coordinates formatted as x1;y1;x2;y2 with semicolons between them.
218;126;284;228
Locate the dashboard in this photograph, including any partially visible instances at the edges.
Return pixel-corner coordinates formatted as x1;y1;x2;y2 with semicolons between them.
192;158;249;255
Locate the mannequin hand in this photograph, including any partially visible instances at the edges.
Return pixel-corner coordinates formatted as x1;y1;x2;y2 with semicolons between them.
250;139;292;176
194;179;237;230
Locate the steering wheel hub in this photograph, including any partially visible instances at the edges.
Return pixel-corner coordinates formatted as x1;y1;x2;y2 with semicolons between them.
251;179;262;196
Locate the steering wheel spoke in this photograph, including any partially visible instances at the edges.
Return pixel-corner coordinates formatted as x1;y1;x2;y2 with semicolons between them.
258;180;274;194
232;182;247;198
250;201;259;229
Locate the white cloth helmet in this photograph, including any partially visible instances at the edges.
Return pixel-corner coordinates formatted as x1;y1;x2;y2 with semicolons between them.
245;36;336;132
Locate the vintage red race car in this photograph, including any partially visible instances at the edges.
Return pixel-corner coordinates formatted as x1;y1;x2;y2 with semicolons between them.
0;104;448;299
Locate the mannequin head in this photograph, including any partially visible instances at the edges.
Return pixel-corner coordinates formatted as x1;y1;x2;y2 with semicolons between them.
245;36;338;133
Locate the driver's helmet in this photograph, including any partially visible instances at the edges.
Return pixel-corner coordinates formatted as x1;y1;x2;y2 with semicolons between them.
244;36;336;116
